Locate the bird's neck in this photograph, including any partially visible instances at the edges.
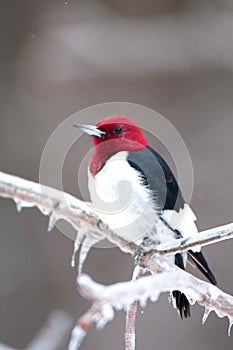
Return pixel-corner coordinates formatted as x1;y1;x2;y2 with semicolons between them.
90;139;146;175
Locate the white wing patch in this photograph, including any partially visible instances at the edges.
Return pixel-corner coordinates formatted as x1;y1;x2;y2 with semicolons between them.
161;204;200;252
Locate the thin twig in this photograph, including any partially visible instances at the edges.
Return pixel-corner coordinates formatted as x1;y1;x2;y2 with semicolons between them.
125;266;144;350
78;269;233;321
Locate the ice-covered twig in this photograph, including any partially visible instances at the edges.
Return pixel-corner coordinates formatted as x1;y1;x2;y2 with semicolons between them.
125;266;144;350
0;171;132;251
156;222;233;255
69;267;233;349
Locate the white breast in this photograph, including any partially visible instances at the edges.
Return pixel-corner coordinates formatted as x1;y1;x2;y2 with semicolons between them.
88;151;159;243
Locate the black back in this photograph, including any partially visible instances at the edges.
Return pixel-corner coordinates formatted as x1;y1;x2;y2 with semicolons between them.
127;146;184;213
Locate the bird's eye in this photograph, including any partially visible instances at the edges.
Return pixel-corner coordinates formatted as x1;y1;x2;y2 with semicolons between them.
113;126;124;135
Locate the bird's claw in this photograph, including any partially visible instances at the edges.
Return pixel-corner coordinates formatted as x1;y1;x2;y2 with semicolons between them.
133;236;157;265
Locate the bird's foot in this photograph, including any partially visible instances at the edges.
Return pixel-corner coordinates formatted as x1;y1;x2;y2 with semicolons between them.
133;236;157;265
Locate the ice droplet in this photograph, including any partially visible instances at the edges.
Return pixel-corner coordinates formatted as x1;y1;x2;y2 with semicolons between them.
47;214;57;232
202;306;212;325
71;227;87;268
227;317;233;336
141;309;144;315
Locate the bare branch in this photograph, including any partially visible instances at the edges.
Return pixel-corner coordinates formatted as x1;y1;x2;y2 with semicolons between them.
125;266;144;350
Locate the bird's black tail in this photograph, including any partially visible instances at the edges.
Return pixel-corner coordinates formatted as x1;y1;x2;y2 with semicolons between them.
188;250;217;285
173;251;217;319
172;253;191;319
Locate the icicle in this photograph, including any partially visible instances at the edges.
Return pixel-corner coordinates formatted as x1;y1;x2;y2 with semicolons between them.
71;227;86;268
47;213;57;232
227;317;233;336
71;239;78;268
139;295;148;308
202;306;213;325
149;293;159;303
78;238;93;275
14;199;35;212
15;199;22;212
37;205;49;216
115;302;125;311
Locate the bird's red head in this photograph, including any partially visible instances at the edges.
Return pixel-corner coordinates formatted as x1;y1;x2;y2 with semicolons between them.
74;115;148;174
94;115;147;146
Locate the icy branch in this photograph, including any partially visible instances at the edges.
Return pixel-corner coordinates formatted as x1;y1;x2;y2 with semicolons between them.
1;171;233;349
156;223;233;255
1;171;233;256
68;267;233;349
0;171;131;251
77;270;233;318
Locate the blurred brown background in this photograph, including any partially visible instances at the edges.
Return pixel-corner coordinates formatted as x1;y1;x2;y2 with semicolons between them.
1;0;233;349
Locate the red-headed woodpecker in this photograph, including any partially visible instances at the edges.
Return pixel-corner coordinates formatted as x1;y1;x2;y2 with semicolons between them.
74;115;216;318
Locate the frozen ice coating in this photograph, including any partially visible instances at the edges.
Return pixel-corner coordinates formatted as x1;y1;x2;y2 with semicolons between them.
71;232;80;268
78;238;93;275
202;306;213;325
228;317;233;336
71;227;87;268
47;213;58;232
139;295;148;308
37;205;50;215
14;198;35;212
96;304;114;330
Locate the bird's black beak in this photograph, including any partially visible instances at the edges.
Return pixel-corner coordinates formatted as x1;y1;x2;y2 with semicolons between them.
73;123;106;138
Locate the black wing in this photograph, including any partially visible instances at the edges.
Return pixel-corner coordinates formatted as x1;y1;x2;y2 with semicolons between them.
127;146;184;213
127;146;217;318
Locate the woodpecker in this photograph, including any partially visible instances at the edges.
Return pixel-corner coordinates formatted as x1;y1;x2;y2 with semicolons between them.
74;115;216;318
